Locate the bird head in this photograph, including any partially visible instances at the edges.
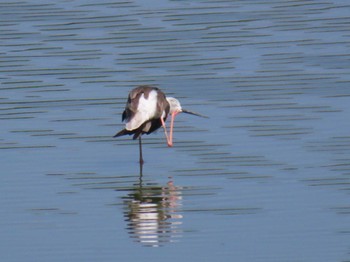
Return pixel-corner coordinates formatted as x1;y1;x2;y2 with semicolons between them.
166;97;182;115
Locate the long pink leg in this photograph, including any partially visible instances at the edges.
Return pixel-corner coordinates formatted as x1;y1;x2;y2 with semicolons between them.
168;114;175;147
160;117;171;146
168;111;179;147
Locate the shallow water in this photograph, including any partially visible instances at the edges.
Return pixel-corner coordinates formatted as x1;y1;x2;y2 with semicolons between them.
1;0;350;261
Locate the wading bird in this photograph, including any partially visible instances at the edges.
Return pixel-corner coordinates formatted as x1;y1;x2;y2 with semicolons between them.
114;85;207;164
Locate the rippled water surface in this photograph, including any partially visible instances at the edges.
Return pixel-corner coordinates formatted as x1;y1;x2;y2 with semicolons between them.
1;1;350;261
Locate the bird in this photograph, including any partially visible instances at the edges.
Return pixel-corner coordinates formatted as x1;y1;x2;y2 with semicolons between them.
114;85;207;164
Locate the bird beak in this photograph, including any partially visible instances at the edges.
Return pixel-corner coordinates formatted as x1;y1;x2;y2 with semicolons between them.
181;109;209;118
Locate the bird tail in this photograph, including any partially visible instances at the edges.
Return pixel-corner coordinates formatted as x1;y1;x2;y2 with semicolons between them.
113;129;129;138
113;128;142;140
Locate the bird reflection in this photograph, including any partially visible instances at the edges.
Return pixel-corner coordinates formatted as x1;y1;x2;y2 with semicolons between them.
122;174;183;247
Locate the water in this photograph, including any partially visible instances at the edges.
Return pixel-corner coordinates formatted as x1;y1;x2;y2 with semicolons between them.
1;0;350;261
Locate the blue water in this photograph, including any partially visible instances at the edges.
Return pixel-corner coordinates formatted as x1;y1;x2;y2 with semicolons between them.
1;0;350;261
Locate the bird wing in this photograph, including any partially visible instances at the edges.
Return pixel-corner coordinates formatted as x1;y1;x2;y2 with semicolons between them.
156;91;170;120
124;86;159;131
115;86;172;139
121;87;140;122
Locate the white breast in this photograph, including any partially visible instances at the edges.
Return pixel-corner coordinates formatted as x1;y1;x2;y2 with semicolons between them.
126;90;158;131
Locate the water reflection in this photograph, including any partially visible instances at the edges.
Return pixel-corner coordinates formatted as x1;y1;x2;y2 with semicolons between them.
121;175;183;247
